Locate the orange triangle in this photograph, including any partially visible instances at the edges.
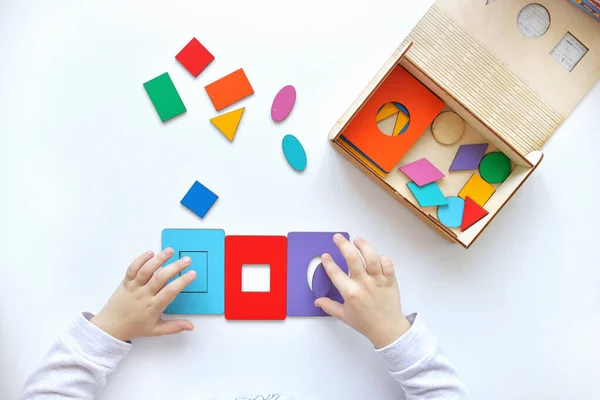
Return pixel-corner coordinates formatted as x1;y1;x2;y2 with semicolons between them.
461;197;489;232
210;107;245;142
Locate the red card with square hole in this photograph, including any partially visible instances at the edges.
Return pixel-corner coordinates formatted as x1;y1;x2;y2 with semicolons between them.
175;38;214;77
225;236;287;320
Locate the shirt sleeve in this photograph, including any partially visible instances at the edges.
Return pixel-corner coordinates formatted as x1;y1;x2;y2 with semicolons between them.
20;312;131;400
376;314;469;400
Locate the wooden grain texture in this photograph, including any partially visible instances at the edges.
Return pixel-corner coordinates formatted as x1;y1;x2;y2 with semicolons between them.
402;0;600;158
436;0;600;115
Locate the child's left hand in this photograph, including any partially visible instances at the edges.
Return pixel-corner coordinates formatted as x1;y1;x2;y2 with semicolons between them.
90;248;196;342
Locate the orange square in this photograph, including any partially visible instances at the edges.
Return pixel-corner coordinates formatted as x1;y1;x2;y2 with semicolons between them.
205;68;254;111
342;66;444;172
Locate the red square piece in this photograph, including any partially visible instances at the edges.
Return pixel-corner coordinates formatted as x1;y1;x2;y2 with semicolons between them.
175;38;214;77
225;236;287;320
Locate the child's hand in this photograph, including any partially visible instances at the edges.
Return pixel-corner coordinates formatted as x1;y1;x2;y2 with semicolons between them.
90;248;196;342
315;234;411;349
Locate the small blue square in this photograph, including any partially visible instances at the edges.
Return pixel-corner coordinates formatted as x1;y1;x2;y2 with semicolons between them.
179;251;208;293
162;229;225;315
180;181;218;218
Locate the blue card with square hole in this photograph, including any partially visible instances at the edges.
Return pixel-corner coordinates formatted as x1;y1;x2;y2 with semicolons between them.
162;229;225;314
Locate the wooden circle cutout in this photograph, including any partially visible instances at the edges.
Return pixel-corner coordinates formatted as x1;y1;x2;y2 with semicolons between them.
432;112;465;145
517;4;550;38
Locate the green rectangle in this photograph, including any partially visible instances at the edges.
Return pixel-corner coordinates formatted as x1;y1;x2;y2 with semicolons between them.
143;72;186;122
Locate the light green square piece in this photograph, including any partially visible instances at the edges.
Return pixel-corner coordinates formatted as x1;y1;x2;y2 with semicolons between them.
143;72;186;122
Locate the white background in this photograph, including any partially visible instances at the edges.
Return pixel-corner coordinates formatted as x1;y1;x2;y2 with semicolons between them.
1;1;599;399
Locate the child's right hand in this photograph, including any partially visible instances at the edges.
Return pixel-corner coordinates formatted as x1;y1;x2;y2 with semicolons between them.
315;234;412;349
90;248;196;342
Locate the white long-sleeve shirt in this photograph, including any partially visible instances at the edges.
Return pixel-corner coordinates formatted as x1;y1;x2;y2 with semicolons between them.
20;313;468;399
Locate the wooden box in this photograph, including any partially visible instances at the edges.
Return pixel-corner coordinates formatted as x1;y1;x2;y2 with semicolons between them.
329;0;600;248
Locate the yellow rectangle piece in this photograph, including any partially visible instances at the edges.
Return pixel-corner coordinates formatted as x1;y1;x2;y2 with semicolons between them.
458;174;495;206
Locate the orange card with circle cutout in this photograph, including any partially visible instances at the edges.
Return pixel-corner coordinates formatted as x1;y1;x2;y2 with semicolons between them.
343;66;444;172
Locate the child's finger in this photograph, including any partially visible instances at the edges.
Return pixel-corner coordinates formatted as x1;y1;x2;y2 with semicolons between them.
353;237;383;278
314;297;345;320
333;234;367;279
147;256;192;294
151;319;194;336
379;255;396;280
155;270;197;307
321;253;352;294
124;251;154;282
135;248;174;286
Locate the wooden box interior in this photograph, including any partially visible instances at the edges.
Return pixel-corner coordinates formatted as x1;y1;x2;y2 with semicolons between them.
329;0;599;247
329;43;543;248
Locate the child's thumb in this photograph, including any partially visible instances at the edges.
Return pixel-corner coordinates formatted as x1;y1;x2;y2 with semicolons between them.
314;298;345;320
152;319;194;336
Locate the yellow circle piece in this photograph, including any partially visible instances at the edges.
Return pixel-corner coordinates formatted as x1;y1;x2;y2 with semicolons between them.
432;112;464;145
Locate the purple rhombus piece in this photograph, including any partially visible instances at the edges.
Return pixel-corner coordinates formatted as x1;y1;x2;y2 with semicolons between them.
449;143;489;171
287;232;349;316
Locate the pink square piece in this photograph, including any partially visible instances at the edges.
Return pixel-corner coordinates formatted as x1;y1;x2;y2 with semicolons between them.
399;158;445;186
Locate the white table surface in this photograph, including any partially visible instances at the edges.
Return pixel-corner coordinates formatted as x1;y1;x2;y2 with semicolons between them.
1;1;599;399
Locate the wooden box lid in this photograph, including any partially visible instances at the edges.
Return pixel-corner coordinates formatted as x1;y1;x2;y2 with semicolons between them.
401;0;600;158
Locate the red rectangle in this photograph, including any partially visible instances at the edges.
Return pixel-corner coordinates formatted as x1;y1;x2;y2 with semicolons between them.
225;236;287;320
205;68;254;111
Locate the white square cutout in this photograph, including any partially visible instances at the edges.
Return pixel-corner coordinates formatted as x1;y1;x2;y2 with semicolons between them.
551;32;588;72
241;264;270;292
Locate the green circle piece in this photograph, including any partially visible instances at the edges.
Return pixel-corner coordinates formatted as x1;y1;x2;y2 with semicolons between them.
479;152;511;184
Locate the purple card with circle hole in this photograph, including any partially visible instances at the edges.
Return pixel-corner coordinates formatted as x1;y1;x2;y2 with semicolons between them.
287;232;349;316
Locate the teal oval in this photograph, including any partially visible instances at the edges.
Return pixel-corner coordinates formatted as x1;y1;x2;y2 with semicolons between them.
282;134;307;172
